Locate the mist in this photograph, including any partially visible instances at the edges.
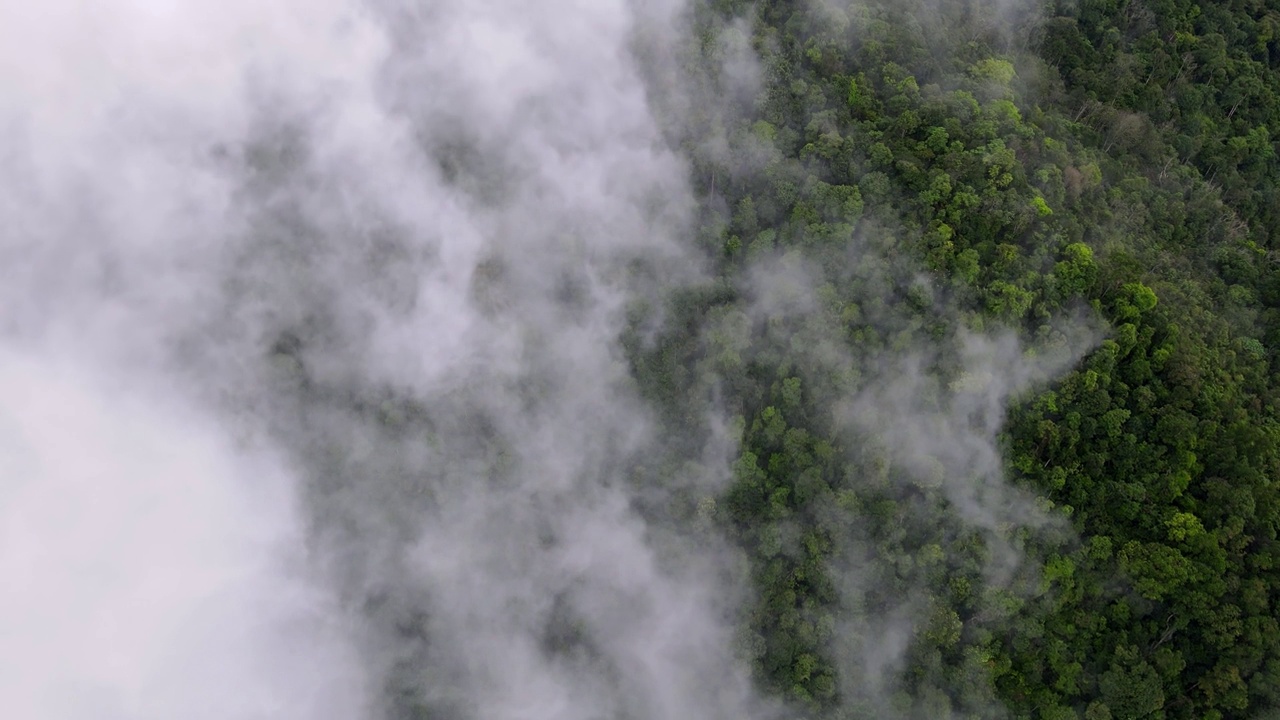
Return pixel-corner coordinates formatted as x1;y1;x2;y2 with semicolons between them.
0;1;778;718
671;0;1102;706
0;351;364;718
716;231;1098;715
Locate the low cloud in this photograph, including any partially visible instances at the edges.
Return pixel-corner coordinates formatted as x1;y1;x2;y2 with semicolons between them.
0;1;782;719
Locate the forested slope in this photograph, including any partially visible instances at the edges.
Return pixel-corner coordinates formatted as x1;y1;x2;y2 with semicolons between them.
633;0;1280;717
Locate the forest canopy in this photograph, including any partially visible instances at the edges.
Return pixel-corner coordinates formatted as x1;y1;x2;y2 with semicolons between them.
641;0;1280;717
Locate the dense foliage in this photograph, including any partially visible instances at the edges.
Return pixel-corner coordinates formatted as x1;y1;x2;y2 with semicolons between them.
631;0;1280;717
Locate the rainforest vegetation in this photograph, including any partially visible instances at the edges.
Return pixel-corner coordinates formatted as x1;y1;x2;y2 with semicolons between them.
629;0;1280;717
